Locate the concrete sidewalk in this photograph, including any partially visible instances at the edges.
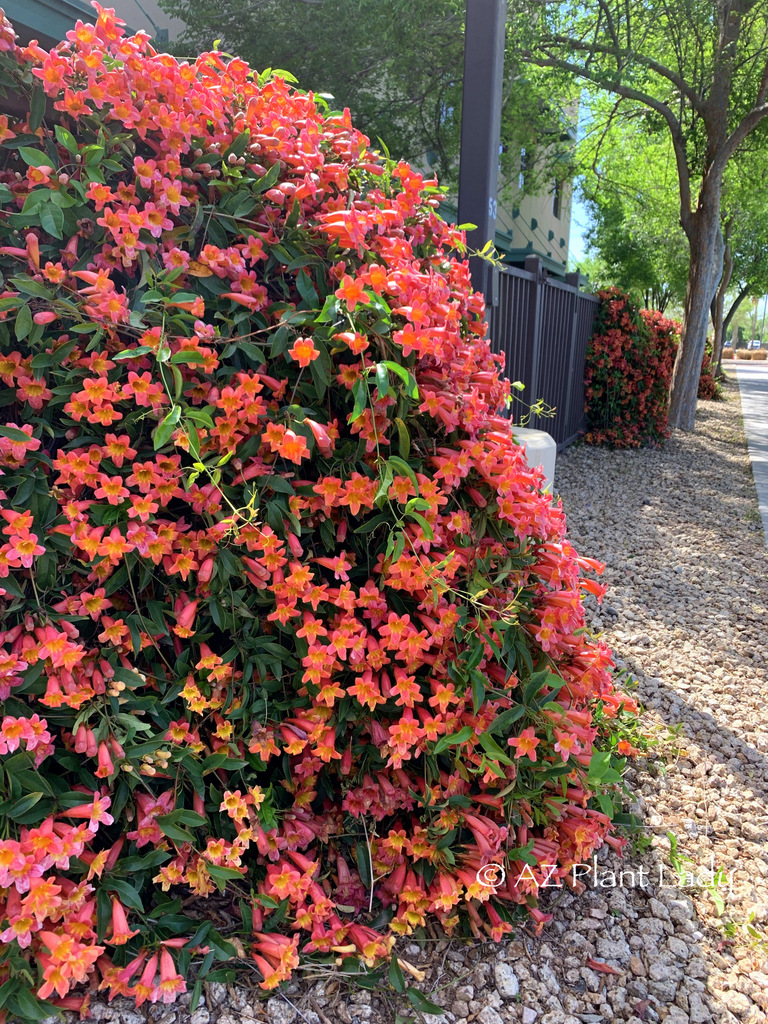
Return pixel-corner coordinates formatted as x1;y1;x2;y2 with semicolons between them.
728;360;768;545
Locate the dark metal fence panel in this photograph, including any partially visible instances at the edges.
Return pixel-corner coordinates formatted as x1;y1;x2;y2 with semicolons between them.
486;257;598;449
487;265;535;388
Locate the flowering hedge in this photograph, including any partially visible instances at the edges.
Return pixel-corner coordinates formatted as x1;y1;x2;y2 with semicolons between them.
697;342;720;400
645;311;720;401
584;291;722;447
0;5;637;1017
584;291;677;448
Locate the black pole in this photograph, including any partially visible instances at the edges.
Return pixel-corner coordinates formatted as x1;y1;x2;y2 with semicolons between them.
457;0;506;305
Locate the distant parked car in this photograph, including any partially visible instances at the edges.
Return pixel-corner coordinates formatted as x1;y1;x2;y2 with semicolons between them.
724;339;732;348
748;339;763;349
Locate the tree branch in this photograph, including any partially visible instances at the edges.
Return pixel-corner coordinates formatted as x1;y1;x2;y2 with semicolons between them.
717;98;768;173
543;34;705;111
525;50;693;232
723;283;752;332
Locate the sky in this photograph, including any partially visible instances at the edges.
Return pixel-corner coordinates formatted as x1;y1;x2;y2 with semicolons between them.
568;193;590;266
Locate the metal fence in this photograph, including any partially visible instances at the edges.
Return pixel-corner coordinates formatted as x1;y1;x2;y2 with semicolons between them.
486;256;600;448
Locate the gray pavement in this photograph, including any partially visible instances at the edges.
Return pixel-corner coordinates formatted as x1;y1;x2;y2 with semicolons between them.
729;360;768;544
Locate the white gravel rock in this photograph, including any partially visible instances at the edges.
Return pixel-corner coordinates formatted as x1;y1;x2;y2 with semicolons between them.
493;962;520;999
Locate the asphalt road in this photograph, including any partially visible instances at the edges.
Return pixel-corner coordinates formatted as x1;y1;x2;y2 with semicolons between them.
729;360;768;545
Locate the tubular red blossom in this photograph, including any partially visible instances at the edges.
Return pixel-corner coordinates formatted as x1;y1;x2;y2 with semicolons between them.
106;897;139;945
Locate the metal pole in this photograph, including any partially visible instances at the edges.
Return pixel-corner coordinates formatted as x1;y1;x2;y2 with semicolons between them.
457;0;506;306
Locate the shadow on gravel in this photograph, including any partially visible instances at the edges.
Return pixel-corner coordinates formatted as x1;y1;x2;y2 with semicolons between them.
550;387;768;1024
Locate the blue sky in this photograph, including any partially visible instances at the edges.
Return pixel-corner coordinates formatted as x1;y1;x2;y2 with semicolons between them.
569;192;590;266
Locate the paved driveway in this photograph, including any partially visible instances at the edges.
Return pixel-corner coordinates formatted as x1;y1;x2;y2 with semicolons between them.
729;360;768;544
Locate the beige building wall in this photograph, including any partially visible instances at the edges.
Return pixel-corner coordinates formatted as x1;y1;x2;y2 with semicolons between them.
108;0;185;43
495;175;572;273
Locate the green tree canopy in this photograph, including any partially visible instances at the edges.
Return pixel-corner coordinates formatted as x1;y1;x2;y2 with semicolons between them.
514;0;768;429
579;106;689;312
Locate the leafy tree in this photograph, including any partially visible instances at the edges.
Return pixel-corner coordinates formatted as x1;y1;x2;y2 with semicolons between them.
579;109;689;312
577;100;768;370
515;0;768;430
710;161;768;370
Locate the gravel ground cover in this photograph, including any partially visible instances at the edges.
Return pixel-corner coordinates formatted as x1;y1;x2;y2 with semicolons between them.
82;379;768;1024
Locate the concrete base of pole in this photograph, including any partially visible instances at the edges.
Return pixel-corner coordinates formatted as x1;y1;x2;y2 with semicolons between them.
513;427;557;491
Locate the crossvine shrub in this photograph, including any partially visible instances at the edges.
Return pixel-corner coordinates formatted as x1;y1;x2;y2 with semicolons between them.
584;290;677;447
697;341;721;400
584;291;724;446
0;5;637;1015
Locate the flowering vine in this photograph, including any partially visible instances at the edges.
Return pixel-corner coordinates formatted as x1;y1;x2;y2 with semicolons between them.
0;5;637;1016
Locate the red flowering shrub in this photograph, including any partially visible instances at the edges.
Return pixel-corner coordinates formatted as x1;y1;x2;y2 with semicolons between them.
697;343;721;400
0;5;637;1016
643;311;720;401
584;291;678;448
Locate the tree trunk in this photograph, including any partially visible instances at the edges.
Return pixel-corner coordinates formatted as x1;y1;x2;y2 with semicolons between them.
668;186;725;431
718;284;751;375
710;223;733;373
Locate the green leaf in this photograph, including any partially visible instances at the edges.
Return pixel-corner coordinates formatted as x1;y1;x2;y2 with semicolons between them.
6;792;44;820
190;979;204;1013
253;160;281;194
388;957;406;994
170;350;207;364
207;863;246;886
156;816;196;845
103;877;145;911
0;424;34;443
18;146;56;169
349;378;368;423
0;979;20;1012
478;731;513;765
15;303;33;341
406;989;444;1015
296;268;318;305
487;704;526;735
382;360;419;399
354;513;390;534
471;674;486;715
374;461;394;509
29;87;46;131
8;987;56;1021
407;511;434;541
40;201;64;239
82;144;104;167
394;416;410;458
388;454;418;490
55;124;78;155
315;293;339;323
433;725;474;755
10;275;54;299
154;404;182;449
355;841;372;888
114;345;153;360
176;809;207;826
375;361;390;400
522;668;552;706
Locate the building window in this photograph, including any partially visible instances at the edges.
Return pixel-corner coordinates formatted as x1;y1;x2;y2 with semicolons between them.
552;179;562;219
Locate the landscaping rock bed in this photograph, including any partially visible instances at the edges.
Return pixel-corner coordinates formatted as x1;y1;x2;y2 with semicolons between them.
84;380;768;1024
